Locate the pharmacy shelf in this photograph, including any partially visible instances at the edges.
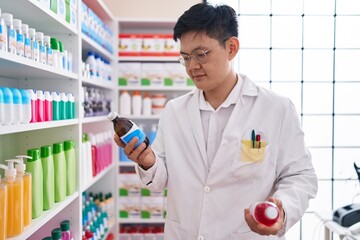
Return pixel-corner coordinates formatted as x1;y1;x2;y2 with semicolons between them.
82;77;115;90
0;119;79;135
116;115;161;120
8;192;79;240
81;115;109;124
0;51;78;80
81;162;115;192
83;0;114;22
118;218;165;224
0;0;77;35
118;86;194;91
82;33;114;61
118;56;179;62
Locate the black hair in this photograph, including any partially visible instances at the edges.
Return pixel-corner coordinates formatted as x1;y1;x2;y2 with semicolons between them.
173;2;238;46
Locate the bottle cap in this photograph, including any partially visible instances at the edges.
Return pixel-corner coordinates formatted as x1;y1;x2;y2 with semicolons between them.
1;87;13;104
40;145;52;158
27;148;40;162
14;155;32;173
35;32;44;41
44;91;52;101
27;89;37;100
58;41;64;52
28;28;36;37
50;38;59;50
19;89;31;104
2;13;13;22
265;206;279;220
51;228;62;239
0;89;3;104
13;19;22;28
10;88;22;104
42;237;52;240
107;111;118;121
21;24;29;32
64;140;75;151
53;142;64;154
60;220;70;231
44;35;51;44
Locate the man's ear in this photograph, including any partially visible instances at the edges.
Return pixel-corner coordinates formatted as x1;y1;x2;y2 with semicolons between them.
227;37;240;60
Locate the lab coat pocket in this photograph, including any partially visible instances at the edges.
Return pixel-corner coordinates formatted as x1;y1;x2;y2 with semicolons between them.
164;218;181;239
241;139;268;163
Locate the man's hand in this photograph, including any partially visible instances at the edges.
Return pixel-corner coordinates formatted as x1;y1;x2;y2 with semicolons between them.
244;197;285;236
114;133;156;170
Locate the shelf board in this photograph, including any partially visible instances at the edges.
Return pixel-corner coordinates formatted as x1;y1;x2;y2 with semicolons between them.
0;119;79;135
82;77;116;90
9;192;79;240
118;56;179;62
83;0;115;22
116;115;160;120
0;0;78;35
82;34;114;61
0;51;78;80
118;218;165;224
118;86;194;91
81;163;115;192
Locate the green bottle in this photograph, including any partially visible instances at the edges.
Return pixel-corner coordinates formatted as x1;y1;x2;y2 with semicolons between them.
53;142;66;202
26;148;43;219
51;228;62;240
51;92;60;121
64;140;76;196
40;145;55;210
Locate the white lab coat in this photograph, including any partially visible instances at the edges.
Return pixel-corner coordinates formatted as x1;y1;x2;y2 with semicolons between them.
136;74;318;240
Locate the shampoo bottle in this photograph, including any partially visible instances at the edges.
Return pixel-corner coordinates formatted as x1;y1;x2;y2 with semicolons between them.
40;145;55;210
64;140;76;196
10;88;22;124
119;90;131;116
0;174;7;240
19;89;31;124
1;87;14;125
27;89;37;123
51;91;60;121
44;91;52;121
0;88;4;125
0;161;23;237
53;142;66;202
14;155;32;227
26;148;44;219
36;90;45;122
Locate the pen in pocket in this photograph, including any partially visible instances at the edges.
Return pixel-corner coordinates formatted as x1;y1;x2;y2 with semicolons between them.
256;134;261;150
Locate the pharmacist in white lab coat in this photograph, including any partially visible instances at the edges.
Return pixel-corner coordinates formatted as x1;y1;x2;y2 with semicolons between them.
114;3;318;240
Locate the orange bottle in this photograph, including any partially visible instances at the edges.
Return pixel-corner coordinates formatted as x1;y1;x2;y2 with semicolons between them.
15;155;33;227
0;175;7;240
0;160;24;237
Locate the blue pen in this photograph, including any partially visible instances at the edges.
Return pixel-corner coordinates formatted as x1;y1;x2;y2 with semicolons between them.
251;129;255;148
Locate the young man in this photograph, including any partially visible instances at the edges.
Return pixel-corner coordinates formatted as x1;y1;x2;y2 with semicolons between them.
115;3;318;239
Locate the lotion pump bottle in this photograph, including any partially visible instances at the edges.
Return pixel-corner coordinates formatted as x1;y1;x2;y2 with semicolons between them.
0;160;24;237
0;174;7;240
14;155;32;226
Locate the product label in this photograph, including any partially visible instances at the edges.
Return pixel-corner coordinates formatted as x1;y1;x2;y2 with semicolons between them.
40;45;46;64
9;29;16;52
24;38;31;58
16;33;24;56
121;123;146;148
0;25;2;34
33;41;39;61
47;48;53;66
0;26;6;49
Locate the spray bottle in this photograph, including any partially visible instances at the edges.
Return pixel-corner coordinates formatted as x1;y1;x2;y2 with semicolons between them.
0;160;24;237
14;155;32;227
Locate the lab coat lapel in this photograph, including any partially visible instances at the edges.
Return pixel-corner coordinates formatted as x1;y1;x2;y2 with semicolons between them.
187;90;208;168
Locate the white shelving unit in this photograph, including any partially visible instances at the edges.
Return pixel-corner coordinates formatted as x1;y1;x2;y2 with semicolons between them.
0;0;117;239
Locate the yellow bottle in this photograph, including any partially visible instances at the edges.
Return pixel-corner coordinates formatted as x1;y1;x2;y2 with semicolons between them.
0;175;8;240
0;160;24;238
15;155;33;227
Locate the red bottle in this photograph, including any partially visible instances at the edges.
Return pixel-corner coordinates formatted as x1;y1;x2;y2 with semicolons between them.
250;201;279;226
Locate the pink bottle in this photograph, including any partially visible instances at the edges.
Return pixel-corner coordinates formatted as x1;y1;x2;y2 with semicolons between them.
35;90;45;122
250;201;279;226
44;91;53;121
60;220;73;240
27;89;37;123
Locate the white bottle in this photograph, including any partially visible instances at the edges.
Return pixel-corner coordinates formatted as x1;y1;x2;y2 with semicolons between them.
29;28;39;62
19;89;31;124
132;91;142;116
86;51;97;79
44;35;53;66
1;87;14;125
0;8;8;51
10;88;22;124
36;32;46;64
119;90;131;116
142;92;152;116
0;88;4;124
21;24;31;59
13;19;24;57
2;13;16;54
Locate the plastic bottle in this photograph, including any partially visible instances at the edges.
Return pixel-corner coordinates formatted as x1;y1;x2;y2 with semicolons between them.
107;111;150;149
53;142;66;202
0;88;3;125
67;93;75;119
36;32;46;64
94;54;101;79
0;9;8;51
51;92;60;121
10;88;22;124
50;37;59;69
27;89;37;123
58;41;65;70
21;23;31;59
26;148;43;219
59;92;68;120
142;92;152;116
14;155;32;227
86;51;97;79
132;91;142;116
36;90;45;122
40;145;55;210
88;133;97;176
29;28;39;62
249;201;279;227
44;35;53;66
83;133;92;183
2;13;16;54
119;90;131;116
0;173;7;240
44;91;52;121
51;228;62;240
19;89;31;124
1;87;14;125
60;220;73;240
41;237;52;240
13;19;24;57
0;160;23;237
148;124;158;145
64;140;76;196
